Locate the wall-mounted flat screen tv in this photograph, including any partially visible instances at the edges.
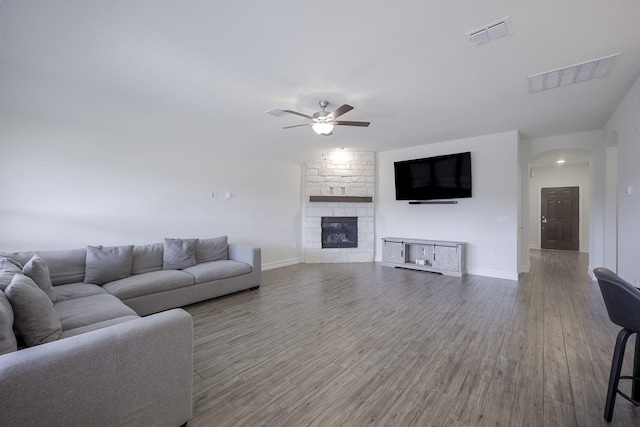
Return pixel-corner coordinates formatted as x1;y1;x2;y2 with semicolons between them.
394;152;472;201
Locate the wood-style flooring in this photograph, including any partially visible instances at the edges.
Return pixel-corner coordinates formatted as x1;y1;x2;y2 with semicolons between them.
184;250;640;426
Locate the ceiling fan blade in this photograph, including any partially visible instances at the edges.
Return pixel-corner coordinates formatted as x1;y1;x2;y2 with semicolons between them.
282;110;314;120
282;123;311;129
334;120;370;127
329;104;354;120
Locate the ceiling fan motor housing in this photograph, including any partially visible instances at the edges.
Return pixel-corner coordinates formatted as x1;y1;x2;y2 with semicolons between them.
313;111;331;121
313;100;331;121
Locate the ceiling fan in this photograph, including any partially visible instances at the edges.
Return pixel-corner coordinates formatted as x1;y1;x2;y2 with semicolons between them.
277;100;370;136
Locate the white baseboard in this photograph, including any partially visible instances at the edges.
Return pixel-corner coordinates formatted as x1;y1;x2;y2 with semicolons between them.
262;257;303;271
264;258;519;281
466;267;519;281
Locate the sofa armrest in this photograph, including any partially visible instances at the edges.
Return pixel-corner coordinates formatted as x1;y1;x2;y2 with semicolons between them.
0;309;193;427
228;244;261;270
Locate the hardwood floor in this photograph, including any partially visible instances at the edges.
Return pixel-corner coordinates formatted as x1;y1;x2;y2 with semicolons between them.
185;250;640;426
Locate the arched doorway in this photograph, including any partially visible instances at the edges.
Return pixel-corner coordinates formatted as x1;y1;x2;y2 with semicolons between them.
528;148;591;253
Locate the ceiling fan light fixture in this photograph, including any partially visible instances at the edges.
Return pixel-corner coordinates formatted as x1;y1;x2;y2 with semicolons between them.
276;100;369;135
312;122;334;135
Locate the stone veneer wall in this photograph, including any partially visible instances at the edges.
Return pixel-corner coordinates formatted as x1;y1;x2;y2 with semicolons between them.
304;151;375;263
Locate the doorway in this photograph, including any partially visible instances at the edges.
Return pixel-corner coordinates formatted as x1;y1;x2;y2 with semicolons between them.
541;186;579;251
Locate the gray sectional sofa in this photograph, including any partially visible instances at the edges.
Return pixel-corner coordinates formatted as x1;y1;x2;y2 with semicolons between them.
0;236;261;427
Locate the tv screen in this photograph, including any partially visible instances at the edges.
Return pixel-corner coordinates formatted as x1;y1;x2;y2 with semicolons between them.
394;152;472;201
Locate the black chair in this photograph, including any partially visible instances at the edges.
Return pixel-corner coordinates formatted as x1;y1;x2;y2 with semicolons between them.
594;267;640;422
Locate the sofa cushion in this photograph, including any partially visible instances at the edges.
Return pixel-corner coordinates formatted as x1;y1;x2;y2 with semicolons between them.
102;270;195;300
183;260;252;283
0;291;17;355
131;243;163;274
22;255;56;302
5;274;62;347
53;282;109;302
1;249;87;286
58;315;140;339
163;238;198;270
196;236;229;263
84;245;134;285
0;257;22;292
54;294;138;331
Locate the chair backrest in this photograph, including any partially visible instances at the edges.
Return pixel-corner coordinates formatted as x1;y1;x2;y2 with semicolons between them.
594;267;640;331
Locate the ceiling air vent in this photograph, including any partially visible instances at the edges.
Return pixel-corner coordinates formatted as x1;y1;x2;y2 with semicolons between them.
466;17;512;47
528;53;620;93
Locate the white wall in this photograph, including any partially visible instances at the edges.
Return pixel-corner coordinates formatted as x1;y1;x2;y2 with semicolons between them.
604;75;640;285
518;135;530;273
376;131;519;280
528;163;590;252
0;110;303;269
604;144;617;271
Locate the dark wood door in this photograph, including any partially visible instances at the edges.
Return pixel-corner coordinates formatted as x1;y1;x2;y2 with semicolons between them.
541;186;579;251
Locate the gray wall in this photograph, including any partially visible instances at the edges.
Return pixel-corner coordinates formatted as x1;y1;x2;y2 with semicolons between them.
604;75;640;285
0;110;303;269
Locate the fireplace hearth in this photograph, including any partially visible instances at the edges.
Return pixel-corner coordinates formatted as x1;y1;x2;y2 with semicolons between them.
321;217;358;249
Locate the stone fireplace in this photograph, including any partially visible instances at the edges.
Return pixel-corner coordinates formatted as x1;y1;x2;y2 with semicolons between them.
304;151;374;263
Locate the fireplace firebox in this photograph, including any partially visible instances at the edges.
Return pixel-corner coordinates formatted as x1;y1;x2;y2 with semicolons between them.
321;217;358;249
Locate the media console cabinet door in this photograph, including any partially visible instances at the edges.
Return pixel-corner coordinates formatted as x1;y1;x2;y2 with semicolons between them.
433;245;460;271
384;241;406;264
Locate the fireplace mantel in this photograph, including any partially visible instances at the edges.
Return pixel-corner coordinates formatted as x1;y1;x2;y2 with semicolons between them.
309;196;373;203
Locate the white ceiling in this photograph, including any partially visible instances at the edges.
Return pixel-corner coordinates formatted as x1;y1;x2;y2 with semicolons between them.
1;1;640;164
529;148;590;169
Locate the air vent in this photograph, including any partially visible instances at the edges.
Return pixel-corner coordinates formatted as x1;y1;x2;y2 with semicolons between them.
265;108;285;117
466;17;512;47
528;53;620;93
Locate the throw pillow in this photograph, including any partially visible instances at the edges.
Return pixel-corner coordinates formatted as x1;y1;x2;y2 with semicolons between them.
0;257;22;292
5;274;62;347
22;255;56;302
163;238;198;270
0;291;18;354
196;236;229;263
84;245;134;285
131;243;164;275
